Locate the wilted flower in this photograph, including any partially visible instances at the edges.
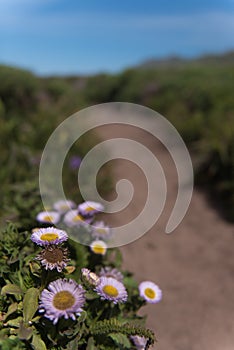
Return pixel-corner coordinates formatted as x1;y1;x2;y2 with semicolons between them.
39;278;86;324
31;227;68;246
99;267;123;282
90;240;107;255
81;268;100;287
95;276;128;304
36;245;70;272
138;281;162;304
53;200;76;213
36;211;60;225
78;201;104;218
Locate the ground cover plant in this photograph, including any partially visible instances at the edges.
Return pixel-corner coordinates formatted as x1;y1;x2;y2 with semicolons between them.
0;190;161;349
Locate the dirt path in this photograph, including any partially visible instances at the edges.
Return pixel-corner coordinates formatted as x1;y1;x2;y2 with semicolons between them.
97;124;234;350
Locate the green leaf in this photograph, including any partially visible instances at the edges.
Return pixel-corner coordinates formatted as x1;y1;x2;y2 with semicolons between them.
85;292;99;300
18;321;33;340
109;333;131;349
23;288;39;323
29;261;41;277
32;333;47;350
87;337;97;350
4;303;18;320
5;316;23;328
66;337;79;350
1;284;23;296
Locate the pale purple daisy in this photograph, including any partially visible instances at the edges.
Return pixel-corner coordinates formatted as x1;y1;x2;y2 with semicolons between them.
92;221;112;240
78;201;104;218
63;210;92;228
95;277;128;304
99;267;124;282
31;227;68;246
36;211;60;225
139;281;162;304
53;200;76;213
130;335;148;350
39;278;86;324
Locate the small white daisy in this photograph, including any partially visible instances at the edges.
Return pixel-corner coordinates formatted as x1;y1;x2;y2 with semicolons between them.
92;221;112;240
95;277;128;304
138;281;162;304
99;267;123;282
53;200;76;213
78;201;104;218
63;210;92;227
39;278;85;324
36;211;60;225
31;227;68;246
130;335;148;350
90;240;107;255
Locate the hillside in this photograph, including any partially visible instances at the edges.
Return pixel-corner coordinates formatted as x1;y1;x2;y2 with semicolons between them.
0;50;234;220
138;50;234;69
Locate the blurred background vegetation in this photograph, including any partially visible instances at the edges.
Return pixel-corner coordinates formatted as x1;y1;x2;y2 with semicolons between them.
0;51;234;221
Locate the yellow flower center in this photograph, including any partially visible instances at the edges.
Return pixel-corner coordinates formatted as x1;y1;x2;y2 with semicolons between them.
96;228;107;235
92;244;106;255
60;205;69;210
72;215;83;222
53;291;75;310
145;288;156;299
43;215;54;222
40;233;59;241
85;206;95;212
103;285;119;297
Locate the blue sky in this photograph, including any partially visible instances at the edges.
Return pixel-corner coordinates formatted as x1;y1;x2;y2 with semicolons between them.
0;0;234;75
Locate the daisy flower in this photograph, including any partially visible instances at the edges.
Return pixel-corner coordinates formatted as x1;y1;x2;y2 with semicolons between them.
95;276;127;304
63;210;91;227
90;240;107;255
92;221;111;240
36;211;60;225
99;267;123;282
36;246;70;272
78;201;104;218
39;278;85;324
138;281;162;304
53;200;76;213
31;227;68;246
130;335;148;350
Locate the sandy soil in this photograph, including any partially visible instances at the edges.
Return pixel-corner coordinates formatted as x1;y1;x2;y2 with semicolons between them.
98;123;234;350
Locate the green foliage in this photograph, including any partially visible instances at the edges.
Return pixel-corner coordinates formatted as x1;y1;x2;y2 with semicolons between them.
1;56;234;219
0;185;156;349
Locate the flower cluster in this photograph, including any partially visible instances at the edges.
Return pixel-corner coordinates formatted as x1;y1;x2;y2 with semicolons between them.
36;199;111;257
28;198;163;347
